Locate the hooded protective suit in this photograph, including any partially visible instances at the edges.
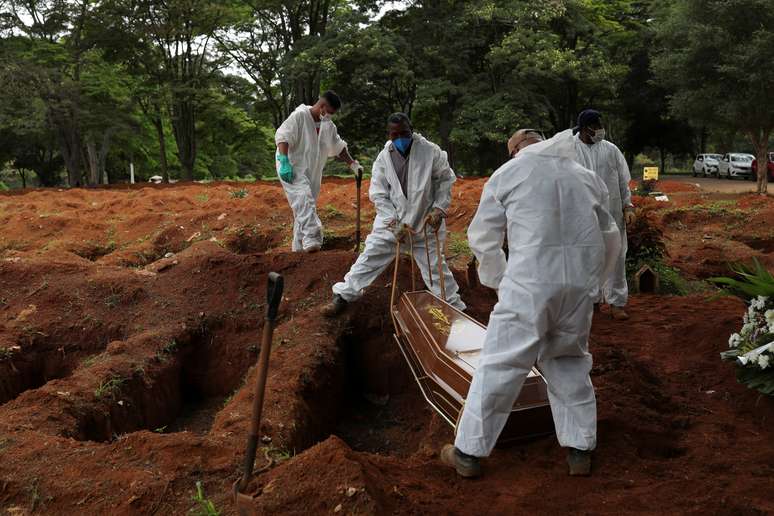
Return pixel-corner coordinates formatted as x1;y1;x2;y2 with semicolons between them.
454;130;621;457
332;133;465;310
275;105;349;252
573;134;632;307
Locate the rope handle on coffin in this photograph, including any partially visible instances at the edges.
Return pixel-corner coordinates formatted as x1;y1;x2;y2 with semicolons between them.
389;223;447;313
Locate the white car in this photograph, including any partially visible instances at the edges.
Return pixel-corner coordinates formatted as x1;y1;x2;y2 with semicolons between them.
718;153;755;179
692;154;723;177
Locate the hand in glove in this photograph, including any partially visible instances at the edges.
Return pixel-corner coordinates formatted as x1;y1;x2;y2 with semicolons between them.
277;154;293;183
624;208;636;226
349;160;364;176
425;207;446;231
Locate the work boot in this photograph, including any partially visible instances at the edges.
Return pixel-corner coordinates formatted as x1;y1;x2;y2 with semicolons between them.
321;294;348;318
440;444;481;478
304;244;322;253
567;448;592;476
610;305;629;321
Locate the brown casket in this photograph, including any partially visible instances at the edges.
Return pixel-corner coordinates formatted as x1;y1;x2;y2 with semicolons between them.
392;290;554;443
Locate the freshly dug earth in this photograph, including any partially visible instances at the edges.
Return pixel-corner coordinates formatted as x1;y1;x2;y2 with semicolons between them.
0;180;772;515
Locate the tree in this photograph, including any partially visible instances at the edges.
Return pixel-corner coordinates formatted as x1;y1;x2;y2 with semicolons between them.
653;0;774;193
101;0;236;181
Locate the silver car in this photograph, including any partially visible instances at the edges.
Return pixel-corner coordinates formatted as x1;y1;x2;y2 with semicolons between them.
718;153;755;179
692;154;722;177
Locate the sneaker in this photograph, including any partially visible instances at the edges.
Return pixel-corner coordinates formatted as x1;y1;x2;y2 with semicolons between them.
440;444;481;478
321;294;348;318
610;305;629;320
567;448;592;476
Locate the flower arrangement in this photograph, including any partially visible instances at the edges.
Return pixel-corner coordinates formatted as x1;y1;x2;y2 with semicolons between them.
711;260;774;396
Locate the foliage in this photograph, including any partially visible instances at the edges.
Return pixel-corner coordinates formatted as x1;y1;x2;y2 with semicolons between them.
0;0;768;186
710;259;774;300
711;262;774;395
229;188;248;199
94;376;126;400
192;481;220;516
625;207;709;295
652;0;774;192
625;209;668;266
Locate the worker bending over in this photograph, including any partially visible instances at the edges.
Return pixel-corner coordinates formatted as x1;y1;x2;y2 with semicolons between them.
275;91;363;253
442;129;621;478
573;109;635;320
322;112;465;316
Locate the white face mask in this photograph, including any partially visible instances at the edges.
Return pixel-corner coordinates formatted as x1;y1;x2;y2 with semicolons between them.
590;128;606;144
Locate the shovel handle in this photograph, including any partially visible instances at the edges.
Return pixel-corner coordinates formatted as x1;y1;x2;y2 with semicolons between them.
355;168;363;189
265;272;283;321
237;272;283;494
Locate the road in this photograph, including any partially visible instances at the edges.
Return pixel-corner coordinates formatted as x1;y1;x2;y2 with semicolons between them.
663;174;761;194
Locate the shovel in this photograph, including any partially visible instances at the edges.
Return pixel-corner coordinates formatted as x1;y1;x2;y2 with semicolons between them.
354;167;363;253
233;272;284;515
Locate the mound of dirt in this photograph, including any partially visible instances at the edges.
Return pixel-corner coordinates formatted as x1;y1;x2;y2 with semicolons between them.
1;181;772;515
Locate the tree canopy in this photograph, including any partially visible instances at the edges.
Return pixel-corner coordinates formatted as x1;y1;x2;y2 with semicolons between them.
0;0;770;187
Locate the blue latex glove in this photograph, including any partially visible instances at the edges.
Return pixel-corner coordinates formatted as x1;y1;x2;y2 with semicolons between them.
277;153;293;183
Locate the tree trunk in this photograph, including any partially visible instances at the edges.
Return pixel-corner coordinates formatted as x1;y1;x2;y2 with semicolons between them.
754;146;769;194
58;124;83;187
17;169;27;189
152;103;170;183
171;98;196;181
98;129;113;185
86;138;100;185
659;147;666;175
748;129;770;194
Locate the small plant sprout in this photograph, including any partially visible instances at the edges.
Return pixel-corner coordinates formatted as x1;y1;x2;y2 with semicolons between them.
230;188;248;199
94;376;126;400
192;481;221;516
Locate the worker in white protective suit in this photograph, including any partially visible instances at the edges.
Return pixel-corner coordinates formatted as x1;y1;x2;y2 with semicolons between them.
322;112;465;316
440;128;621;478
573;109;635;320
275;91;364;253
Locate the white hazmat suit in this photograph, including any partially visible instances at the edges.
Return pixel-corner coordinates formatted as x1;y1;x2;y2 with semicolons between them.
275;105;349;252
455;130;621;457
574;134;633;307
332;134;465;310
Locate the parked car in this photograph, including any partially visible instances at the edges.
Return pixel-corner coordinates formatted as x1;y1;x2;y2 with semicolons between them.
751;152;774;182
717;153;755;179
692;153;723;177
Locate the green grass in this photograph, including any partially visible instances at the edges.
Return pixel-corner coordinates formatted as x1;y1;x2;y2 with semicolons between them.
448;232;471;257
666;200;750;220
81;354;103;368
192;481;221;516
94;376;126;400
0;347;15;360
229;188;249;199
322;204;343;219
195;193;209;203
156;339;178;362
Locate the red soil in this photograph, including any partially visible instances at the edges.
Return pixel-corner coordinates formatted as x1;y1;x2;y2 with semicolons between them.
0;180;772;515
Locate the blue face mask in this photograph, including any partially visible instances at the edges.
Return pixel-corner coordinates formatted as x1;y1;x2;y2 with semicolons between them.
393;136;412;155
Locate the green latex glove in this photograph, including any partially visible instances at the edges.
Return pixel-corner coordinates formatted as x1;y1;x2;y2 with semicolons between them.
277;154;293;183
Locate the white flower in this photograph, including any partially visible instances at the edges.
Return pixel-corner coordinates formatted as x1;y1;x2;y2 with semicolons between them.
751;296;768;311
728;333;742;348
738;355;749;365
759;354;771;369
741;322;755;336
765;310;774;332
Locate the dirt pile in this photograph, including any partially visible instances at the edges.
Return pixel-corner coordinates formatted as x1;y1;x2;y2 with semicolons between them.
0;181;772;515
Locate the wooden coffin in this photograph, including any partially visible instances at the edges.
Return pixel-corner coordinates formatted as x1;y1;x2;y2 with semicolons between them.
392;291;554;443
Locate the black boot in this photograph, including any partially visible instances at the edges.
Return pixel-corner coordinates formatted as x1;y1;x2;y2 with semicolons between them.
440;444;482;478
321;294;348;318
567;448;592;476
